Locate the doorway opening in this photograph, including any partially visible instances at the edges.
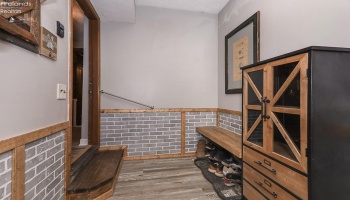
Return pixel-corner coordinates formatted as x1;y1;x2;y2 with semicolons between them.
70;0;100;161
72;0;89;159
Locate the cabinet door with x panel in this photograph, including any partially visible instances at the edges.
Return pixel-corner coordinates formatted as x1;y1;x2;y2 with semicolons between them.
243;53;308;173
243;46;350;200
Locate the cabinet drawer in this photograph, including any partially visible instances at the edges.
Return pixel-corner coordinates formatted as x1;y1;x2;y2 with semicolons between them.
244;163;298;200
243;146;307;199
243;180;268;200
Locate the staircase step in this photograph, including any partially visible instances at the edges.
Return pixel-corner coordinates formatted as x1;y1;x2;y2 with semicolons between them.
68;148;124;199
71;145;99;182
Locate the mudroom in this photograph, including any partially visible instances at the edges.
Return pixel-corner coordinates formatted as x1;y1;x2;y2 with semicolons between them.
1;0;350;200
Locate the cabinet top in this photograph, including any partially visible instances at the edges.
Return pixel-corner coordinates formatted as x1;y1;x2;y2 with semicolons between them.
242;46;350;70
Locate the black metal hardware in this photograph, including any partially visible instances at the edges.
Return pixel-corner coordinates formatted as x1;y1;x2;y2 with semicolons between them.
264;159;271;166
261;97;270;121
255;181;278;198
254;160;277;174
261;98;264;120
254;160;262;165
264;179;272;187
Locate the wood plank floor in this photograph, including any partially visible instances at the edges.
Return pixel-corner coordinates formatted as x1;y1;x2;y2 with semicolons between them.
108;157;221;200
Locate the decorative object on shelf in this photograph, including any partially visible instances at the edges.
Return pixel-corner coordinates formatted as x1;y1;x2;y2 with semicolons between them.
40;27;57;60
0;0;41;53
225;11;260;94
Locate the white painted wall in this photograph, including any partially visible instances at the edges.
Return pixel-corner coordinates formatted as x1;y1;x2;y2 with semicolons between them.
80;16;89;146
101;6;218;109
218;0;350;110
0;1;70;140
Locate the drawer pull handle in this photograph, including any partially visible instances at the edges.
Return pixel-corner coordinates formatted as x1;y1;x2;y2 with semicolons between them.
264;179;272;187
255;181;278;198
254;160;277;174
264;159;271;166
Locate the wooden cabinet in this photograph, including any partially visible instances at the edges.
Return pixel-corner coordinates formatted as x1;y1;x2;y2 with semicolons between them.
242;47;350;200
243;146;308;199
243;180;268;200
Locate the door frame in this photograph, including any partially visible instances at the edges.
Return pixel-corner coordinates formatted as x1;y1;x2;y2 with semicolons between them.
67;0;100;197
70;0;100;146
77;0;101;146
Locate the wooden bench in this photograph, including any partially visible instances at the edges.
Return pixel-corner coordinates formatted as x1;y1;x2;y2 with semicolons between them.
196;126;242;158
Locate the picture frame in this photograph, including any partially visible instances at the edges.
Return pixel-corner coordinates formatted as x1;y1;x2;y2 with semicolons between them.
225;11;260;94
40;27;57;60
0;0;41;53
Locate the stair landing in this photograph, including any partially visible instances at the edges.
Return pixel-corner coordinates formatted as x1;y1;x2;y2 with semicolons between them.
68;148;125;200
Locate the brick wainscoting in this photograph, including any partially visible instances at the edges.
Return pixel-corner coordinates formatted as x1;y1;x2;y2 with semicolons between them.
100;109;242;158
184;112;216;152
24;131;65;200
100;112;182;156
219;112;242;135
0;122;68;200
0;151;12;200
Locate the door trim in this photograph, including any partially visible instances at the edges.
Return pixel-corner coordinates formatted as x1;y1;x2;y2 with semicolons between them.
67;0;100;198
75;0;100;146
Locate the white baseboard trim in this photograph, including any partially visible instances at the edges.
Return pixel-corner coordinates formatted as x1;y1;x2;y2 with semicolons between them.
79;139;88;146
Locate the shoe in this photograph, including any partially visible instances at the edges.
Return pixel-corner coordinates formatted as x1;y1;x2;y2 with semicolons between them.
205;142;216;150
196;139;206;158
223;166;235;176
205;149;211;157
231;167;242;176
225;172;242;180
208;160;218;173
214;150;231;162
208;164;217;173
235;183;242;195
208;149;218;161
229;163;242;169
223;166;242;178
223;176;235;187
221;156;241;168
223;175;242;187
215;163;224;177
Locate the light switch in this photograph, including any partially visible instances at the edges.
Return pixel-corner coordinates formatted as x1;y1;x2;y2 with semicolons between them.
57;84;67;100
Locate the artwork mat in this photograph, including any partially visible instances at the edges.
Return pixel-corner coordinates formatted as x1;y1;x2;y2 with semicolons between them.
233;35;249;81
225;11;260;94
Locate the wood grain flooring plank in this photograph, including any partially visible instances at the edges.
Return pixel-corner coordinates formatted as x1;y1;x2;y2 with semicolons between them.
108;157;220;200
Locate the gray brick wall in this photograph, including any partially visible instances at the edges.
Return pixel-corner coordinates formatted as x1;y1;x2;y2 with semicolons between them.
24;131;65;200
100;112;182;156
0;151;12;200
219;112;242;134
185;112;216;152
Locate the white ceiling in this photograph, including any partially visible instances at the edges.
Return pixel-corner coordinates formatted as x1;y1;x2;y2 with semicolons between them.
136;0;229;14
90;0;136;23
90;0;229;23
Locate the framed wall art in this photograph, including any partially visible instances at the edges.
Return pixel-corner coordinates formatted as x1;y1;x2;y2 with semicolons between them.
225;11;260;94
40;27;57;60
0;0;41;53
